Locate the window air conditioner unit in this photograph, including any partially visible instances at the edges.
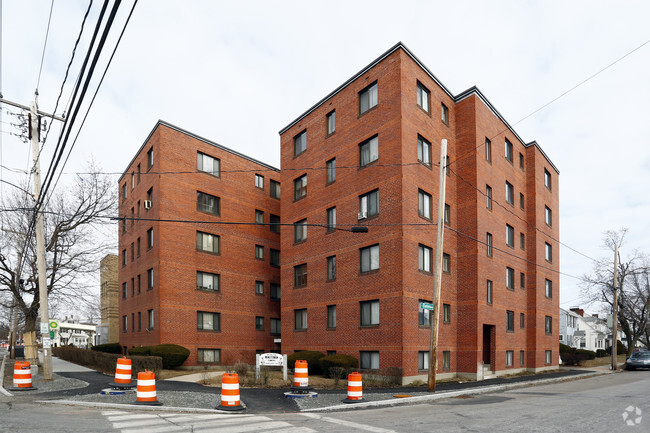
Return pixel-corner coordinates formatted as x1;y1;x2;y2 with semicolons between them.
358;211;367;220
144;200;152;209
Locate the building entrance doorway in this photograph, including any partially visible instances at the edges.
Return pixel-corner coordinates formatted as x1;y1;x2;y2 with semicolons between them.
483;324;495;371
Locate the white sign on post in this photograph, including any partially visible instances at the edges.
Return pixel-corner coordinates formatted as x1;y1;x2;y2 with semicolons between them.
42;337;52;349
256;353;288;381
40;322;49;334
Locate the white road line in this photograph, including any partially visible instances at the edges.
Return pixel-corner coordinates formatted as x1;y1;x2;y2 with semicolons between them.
193;420;294;432
105;413;161;421
301;413;397;433
265;427;318;433
113;418;170;429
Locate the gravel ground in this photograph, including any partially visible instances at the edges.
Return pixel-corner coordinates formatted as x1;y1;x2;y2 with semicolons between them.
62;389;224;409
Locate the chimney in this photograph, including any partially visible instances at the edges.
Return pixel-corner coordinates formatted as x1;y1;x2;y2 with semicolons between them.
570;308;584;317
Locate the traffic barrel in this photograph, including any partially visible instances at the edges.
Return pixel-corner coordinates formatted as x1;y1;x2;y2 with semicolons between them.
343;371;363;403
133;370;162;405
218;373;244;411
292;360;309;389
10;361;37;391
109;356;135;389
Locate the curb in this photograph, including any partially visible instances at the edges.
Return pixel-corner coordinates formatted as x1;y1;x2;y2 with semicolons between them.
37;399;243;413
0;353;13;397
300;370;611;412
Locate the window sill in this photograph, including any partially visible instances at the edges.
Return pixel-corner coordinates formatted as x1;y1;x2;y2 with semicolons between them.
359;269;379;276
197;329;221;333
418;270;433;276
197;249;221;256
359;324;379;329
293;195;307;203
294;328;307;332
293;239;307;245
358;104;378;119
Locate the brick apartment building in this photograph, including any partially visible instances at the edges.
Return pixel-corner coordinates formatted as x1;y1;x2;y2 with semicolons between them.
278;42;559;382
117;121;281;365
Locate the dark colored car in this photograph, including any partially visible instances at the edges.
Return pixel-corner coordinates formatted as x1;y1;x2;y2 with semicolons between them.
625;351;650;370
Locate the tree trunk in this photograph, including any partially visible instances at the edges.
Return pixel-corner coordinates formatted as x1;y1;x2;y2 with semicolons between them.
23;315;39;366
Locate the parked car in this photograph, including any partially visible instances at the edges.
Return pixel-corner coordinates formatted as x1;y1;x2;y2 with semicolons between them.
625;351;650;370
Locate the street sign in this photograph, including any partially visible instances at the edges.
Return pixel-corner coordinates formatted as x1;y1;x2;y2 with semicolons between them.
49;321;58;329
259;353;284;366
420;302;433;310
40;322;48;333
42;337;51;349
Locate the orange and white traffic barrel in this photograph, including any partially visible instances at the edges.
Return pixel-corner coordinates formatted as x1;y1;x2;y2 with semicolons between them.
109;356;135;389
218;373;244;411
293;360;309;388
344;371;363;403
10;361;37;391
133;370;162;405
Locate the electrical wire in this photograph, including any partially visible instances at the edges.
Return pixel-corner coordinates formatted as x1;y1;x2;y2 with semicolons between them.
35;0;56;93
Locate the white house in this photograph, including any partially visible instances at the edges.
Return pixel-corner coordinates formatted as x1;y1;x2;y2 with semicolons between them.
560;308;580;347
50;316;96;349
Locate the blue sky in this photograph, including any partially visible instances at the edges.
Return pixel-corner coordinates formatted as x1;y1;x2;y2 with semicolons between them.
1;0;649;312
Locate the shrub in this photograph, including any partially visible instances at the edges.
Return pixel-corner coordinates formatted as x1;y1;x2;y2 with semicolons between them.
287;351;325;375
561;351;588;366
596;349;608;358
91;343;122;354
319;354;359;377
233;362;249;377
380;367;403;386
559;343;572;354
53;346;162;375
605;340;627;355
128;344;190;369
575;349;597;360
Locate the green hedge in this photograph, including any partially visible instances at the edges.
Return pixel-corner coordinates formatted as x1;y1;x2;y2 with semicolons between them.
91;343;122;354
128;344;190;369
319;354;358;377
52;346;162;376
559;343;572;354
287;351;325;375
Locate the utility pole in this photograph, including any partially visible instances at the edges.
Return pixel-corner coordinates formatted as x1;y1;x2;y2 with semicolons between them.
611;245;620;371
428;139;447;392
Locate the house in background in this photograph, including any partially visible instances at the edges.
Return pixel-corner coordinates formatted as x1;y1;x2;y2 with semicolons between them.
50;316;96;348
559;308;580;347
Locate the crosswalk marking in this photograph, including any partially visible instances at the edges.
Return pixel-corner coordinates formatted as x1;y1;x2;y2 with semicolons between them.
102;410;316;433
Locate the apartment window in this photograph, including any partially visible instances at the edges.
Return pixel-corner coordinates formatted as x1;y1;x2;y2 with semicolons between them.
294;309;307;330
197;191;220;215
198;349;221;363
197;271;219;291
130;314;134;332
487;280;493;305
122;249;127;267
443;304;451;324
506;267;514;290
270;179;281;199
130;207;134;226
147;268;154;290
255;245;264;260
360;351;379;369
520;272;525;289
418;351;429;370
255;210;264;224
197;311;220;331
327;256;337;281
326;111;336;135
417;135;431;166
359;82;378;115
544;168;552;190
122;315;127;332
520;193;525;210
148;309;154;330
519;153;524;169
270;318;281;335
360;300;380;326
254;280;264;295
545;206;552;226
294;264;307;287
442;253;450;273
294;130;307;156
505;139;513;162
520;350;525;367
441;103;449;125
545;316;553;335
325;158;336;184
147;228;153;249
146;188;153;207
359;135;379;166
137;274;141;294
418;299;432;326
122;217;127;234
444;204;450;224
360;244;379;273
326;207;336;232
131;278;135;296
122;282;127;299
197;152;220;176
269;214;280;234
520;232;525;250
138;312;141;331
506;350;514;366
545;279;553;298
419;244;432;273
137;201;140;218
137;163;141;183
136;237;141;258
506;310;514;332
520;313;525;329
545;242;552;262
196;231;220;254
122;184;127;201
486;233;493;257
486;185;493;210
294;219;307;243
255;174;264;189
505;181;514;205
327;305;337;329
545;350;552;364
270;283;281;301
485;138;492;162
255;316;264;330
443;351;451;370
506;224;514;247
270;249;280;267
418;189;432;219
416;81;430;112
359;189;379;218
130;242;134;261
147;147;153;169
294;175;307;200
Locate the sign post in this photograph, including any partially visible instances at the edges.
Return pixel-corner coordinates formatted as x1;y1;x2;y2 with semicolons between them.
256;353;287;381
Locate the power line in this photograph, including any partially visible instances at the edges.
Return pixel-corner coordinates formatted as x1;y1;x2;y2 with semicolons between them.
35;0;56;93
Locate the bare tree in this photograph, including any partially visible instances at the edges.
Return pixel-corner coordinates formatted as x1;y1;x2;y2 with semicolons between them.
580;229;650;356
0;163;116;362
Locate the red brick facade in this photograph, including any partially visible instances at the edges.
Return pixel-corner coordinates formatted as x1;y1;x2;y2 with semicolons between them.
279;43;559;381
118;122;281;366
